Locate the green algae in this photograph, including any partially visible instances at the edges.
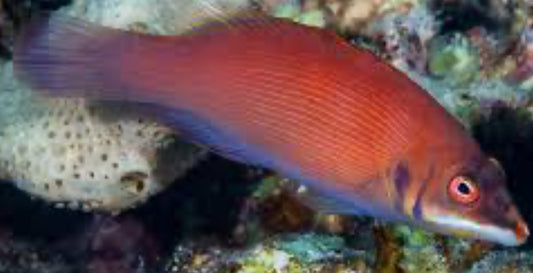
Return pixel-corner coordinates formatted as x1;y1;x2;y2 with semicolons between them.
388;225;450;273
272;2;325;27
428;33;481;87
272;3;300;20
252;176;282;201
393;225;435;247
298;10;325;28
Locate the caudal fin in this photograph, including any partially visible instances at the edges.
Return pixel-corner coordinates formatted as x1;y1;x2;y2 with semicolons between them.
13;14;132;99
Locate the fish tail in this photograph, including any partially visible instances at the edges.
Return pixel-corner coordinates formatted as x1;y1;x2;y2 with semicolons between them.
14;14;138;100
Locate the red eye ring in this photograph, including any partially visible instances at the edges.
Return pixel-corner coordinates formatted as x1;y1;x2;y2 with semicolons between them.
448;176;480;204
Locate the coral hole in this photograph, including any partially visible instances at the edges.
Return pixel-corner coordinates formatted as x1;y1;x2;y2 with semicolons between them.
120;171;148;195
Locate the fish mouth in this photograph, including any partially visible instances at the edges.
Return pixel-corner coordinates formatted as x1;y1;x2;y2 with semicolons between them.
515;220;530;244
428;215;530;246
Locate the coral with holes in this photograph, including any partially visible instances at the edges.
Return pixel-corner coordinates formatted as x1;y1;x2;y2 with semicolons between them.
0;63;204;213
0;0;217;213
0;48;205;213
0;62;204;214
0;95;204;212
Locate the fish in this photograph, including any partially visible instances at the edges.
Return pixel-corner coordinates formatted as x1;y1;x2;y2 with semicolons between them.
13;9;529;246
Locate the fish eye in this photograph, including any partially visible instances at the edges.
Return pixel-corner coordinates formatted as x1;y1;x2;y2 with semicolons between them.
447;176;480;204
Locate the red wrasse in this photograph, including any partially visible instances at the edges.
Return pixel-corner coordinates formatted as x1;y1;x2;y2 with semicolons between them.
14;12;529;245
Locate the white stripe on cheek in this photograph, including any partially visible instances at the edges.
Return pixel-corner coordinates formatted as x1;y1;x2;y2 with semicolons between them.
429;215;519;246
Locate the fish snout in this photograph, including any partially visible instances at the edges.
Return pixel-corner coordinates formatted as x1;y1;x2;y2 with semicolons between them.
515;219;530;244
502;202;529;245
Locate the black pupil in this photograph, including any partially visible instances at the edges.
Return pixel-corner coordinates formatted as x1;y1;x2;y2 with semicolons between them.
457;182;471;195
